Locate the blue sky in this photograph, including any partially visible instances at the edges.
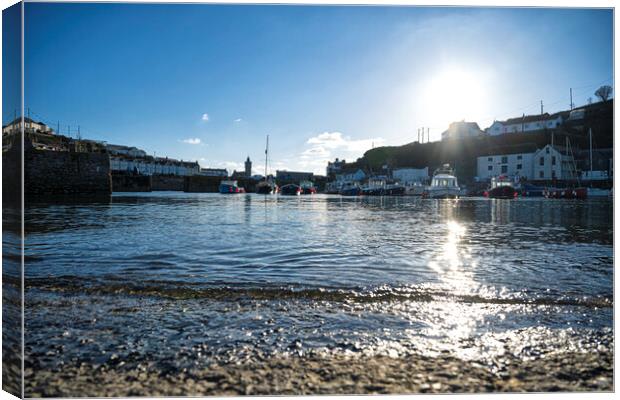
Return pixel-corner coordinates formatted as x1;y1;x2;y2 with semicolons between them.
15;4;613;175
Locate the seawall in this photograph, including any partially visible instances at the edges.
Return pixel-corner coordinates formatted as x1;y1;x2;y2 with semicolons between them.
152;175;184;191
184;176;221;193
111;174;152;192
9;140;112;196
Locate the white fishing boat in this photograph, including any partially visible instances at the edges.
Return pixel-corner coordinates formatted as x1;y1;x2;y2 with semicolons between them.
423;164;461;199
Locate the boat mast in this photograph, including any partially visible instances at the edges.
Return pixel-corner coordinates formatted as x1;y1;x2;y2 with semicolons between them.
265;135;269;178
589;128;593;173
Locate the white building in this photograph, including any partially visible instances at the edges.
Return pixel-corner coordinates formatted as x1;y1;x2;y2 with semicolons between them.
110;156;200;176
106;144;147;158
476;144;575;182
335;169;366;183
2;117;53;135
532;144;576;180
200;168;228;177
441;121;484;141
393;167;429;184
477;152;535;181
326;158;346;176
487;113;565;136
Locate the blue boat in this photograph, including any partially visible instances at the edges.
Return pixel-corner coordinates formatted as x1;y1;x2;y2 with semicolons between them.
219;180;245;194
340;185;361;196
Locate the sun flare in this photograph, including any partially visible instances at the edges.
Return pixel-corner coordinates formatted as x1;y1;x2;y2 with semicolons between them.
421;67;489;135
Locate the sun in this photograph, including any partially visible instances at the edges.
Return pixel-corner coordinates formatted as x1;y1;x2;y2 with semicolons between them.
420;67;489;136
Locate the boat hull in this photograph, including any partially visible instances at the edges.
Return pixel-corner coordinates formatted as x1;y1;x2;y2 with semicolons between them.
256;182;277;194
384;186;406;196
520;184;545;197
487;186;517;199
219;184;245;194
340;187;361;196
280;184;301;195
301;187;317;195
405;186;426;196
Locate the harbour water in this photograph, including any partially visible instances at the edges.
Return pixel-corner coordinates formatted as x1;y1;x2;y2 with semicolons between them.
10;193;614;395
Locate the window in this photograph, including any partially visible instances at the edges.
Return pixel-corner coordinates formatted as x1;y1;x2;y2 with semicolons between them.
517;155;522;160
546;147;550;154
501;165;508;173
539;171;544;178
488;165;493;171
501;156;508;164
552;170;556;179
488;157;493;162
551;156;556;166
539;157;545;166
516;164;522;170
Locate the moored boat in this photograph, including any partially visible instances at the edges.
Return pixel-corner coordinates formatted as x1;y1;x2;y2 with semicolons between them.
422;164;461;199
256;179;278;194
280;184;301;195
405;182;426;196
520;183;545;197
219;180;245;194
361;179;385;196
384;183;406;196
543;187;587;199
256;135;278;194
484;176;517;199
340;183;361;196
300;180;317;195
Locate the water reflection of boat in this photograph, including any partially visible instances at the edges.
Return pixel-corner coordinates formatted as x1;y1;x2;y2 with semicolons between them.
423;165;460;199
485;176;517;199
280;184;301;195
219;180;245;194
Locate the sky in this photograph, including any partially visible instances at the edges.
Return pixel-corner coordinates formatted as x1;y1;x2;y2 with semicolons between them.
10;4;614;175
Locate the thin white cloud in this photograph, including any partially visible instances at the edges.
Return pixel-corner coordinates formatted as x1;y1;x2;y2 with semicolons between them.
300;131;384;175
182;138;201;145
201;113;209;121
234;118;243;123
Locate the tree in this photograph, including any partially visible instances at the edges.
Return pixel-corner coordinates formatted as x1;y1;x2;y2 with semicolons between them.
595;85;613;102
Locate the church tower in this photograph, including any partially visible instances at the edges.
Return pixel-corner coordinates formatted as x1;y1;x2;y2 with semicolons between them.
244;156;252;177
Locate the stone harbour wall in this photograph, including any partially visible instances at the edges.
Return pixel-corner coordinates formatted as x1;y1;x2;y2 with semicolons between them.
20;142;112;196
184;175;221;193
2;139;22;203
152;175;184;191
111;174;152;192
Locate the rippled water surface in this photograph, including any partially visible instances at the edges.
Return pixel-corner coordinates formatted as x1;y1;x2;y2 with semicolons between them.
17;193;613;376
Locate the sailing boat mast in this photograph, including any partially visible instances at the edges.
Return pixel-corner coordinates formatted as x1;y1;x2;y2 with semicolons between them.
264;135;269;178
589;128;593;173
